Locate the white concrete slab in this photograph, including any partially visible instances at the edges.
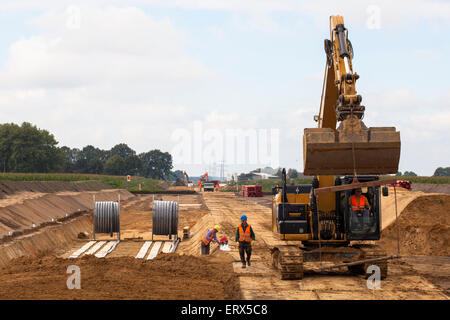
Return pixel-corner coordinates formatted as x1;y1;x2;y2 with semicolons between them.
69;241;96;258
135;241;152;259
85;241;107;255
162;241;172;253
95;241;119;258
179;204;202;207
147;241;162;260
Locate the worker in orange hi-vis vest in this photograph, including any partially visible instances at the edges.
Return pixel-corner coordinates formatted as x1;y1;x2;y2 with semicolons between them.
235;215;255;269
200;225;220;255
349;188;371;232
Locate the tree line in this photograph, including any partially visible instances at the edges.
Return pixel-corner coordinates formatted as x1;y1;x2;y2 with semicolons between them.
0;122;173;179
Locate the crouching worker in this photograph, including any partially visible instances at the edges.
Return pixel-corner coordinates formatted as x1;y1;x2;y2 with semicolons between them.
201;225;220;255
235;215;255;268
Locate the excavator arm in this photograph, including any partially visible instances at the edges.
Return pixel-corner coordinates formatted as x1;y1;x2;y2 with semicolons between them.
183;171;191;184
303;15;401;176
197;172;209;186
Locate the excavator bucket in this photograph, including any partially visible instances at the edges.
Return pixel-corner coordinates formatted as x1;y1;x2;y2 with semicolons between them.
303;125;400;176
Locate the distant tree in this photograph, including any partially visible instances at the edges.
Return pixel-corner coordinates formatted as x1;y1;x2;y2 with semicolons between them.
0;123;20;172
123;155;143;176
139;150;173;179
275;168;283;178
170;170;184;181
395;171;402;176
61;147;81;173
403;171;417;176
104;154;126;175
87;158;104;174
287;168;299;179
0;122;64;172
433;167;450;176
75;145;106;173
108;143;136;160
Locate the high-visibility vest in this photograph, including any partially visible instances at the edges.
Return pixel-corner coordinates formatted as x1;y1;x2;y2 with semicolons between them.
351;195;366;210
238;224;252;243
202;229;215;245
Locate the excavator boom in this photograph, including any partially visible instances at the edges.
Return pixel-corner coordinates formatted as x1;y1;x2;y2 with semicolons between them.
303;15;400;176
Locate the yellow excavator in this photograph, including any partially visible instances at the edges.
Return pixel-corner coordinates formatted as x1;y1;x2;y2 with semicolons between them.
271;15;401;280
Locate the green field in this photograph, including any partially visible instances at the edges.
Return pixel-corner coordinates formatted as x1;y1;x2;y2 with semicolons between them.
0;173;163;192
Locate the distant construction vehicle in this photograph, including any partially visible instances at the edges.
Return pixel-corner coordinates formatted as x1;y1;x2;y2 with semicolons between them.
202;182;215;192
271;15;401;280
197;172;209;189
183;171;194;187
388;180;411;190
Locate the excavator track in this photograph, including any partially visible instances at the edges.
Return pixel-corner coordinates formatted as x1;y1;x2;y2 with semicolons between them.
271;246;304;280
348;245;388;279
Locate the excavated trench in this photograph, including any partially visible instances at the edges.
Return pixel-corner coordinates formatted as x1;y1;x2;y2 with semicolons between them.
0;186;240;300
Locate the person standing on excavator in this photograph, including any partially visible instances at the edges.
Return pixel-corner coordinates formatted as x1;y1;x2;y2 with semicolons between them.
201;225;220;255
235;215;255;268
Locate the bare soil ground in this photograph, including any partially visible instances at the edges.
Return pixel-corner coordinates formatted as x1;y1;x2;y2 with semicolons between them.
0;180;109;199
0;252;239;300
112;193;208;241
0;186;448;300
201;192;449;299
412;183;450;194
379;194;450;256
0;191;239;300
0;189;133;239
57;192;209;258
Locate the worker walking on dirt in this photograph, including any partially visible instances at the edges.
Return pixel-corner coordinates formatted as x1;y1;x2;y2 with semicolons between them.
235;215;255;268
201;225;220;255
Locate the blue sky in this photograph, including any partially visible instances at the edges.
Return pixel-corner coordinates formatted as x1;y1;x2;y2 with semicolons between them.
0;0;448;176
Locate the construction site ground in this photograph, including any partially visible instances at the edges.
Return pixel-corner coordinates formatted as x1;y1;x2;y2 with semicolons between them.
0;183;448;300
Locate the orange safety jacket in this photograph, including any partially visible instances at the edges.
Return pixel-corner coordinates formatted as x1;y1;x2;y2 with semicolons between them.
351;195;366;210
202;229;216;245
238;224;252;243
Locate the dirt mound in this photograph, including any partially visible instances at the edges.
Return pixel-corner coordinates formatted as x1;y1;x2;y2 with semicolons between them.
0;180;111;199
0;215;92;268
0;253;240;300
379;194;450;256
0;189;134;239
412;183;450;195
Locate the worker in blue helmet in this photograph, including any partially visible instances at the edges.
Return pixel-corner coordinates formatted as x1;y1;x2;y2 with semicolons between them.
235;214;255;268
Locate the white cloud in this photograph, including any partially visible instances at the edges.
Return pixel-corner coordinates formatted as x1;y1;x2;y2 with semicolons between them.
0;1;448;176
1;6;211;89
2;0;449;34
0;6;212;155
362;88;450;175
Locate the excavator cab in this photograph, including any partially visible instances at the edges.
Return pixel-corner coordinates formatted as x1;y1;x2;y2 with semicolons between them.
336;175;382;240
